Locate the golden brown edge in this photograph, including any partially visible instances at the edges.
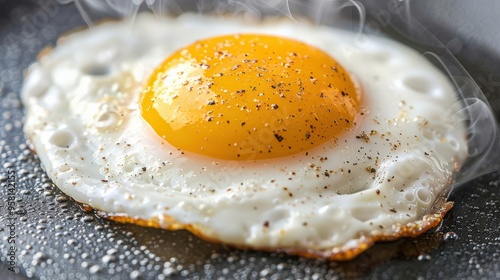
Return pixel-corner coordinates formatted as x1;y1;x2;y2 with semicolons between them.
81;196;453;262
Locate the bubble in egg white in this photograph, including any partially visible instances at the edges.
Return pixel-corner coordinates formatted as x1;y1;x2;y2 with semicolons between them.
81;63;112;76
95;108;123;131
416;187;432;205
49;129;76;149
403;75;436;95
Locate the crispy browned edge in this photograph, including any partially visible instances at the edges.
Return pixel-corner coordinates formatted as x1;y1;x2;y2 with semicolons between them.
82;197;453;261
26;13;456;262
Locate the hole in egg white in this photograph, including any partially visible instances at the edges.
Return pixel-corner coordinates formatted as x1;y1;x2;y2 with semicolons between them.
402;76;437;96
351;206;383;222
447;137;461;151
422;125;448;141
95;110;122;130
405;191;416;202
57;164;71;173
81;63;113;76
49;129;76;149
416;187;432;204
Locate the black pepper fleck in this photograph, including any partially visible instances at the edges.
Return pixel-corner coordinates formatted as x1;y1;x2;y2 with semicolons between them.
274;134;284;142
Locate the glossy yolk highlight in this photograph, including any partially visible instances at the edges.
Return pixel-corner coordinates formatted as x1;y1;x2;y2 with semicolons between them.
141;34;360;160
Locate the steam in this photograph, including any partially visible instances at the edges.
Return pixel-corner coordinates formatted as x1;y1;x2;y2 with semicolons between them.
56;0;301;25
55;0;368;27
369;2;500;185
57;0;500;184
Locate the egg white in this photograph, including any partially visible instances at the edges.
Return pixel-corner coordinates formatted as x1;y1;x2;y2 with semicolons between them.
22;13;468;258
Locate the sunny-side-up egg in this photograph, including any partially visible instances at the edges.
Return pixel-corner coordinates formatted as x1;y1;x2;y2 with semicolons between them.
21;13;468;260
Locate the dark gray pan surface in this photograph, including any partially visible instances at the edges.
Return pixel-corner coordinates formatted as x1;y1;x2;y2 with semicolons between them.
1;1;499;279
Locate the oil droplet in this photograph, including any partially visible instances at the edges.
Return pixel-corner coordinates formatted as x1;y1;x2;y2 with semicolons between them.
108;248;118;255
277;263;286;270
20;189;31;195
42;182;53;190
55;195;69;202
89;264;102;274
163;267;178;276
82;216;95;222
260;268;271;277
417;254;432;261
14;208;27;215
32;252;49;265
102;255;116;263
443;231;458;241
43;190;54;196
130;270;141;279
67;239;78;246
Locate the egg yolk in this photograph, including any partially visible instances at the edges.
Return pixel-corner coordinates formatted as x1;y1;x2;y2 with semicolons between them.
141;34;360;160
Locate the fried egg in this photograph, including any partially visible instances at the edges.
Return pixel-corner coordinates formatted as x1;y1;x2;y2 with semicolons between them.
21;13;468;260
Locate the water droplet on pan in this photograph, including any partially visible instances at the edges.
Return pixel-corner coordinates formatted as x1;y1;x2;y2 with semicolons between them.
89;264;103;274
102;255;117;264
82;216;95;222
417;254;432;261
130;270;141;279
443;231;459;241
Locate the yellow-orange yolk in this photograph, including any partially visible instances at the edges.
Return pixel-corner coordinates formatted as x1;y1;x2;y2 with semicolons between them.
141;34;360;160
